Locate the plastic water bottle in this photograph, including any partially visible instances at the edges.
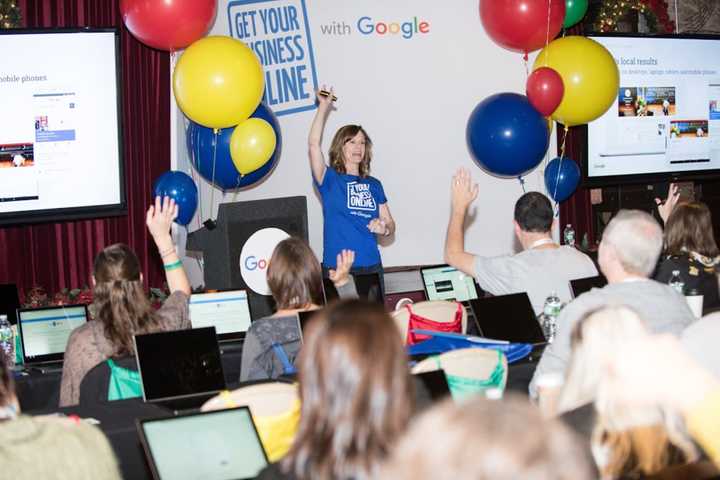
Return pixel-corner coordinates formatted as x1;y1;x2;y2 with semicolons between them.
0;315;14;367
539;292;562;343
563;224;576;247
668;270;685;295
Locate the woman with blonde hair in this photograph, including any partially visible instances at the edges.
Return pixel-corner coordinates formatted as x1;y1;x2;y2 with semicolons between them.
308;86;395;291
558;306;699;479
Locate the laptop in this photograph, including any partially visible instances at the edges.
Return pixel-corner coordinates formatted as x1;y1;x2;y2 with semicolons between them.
421;265;480;303
323;272;384;305
570;275;607;298
134;327;226;411
468;293;546;345
137;406;268;480
189;289;252;342
296;309;323;343
0;283;20;325
17;304;89;369
384;289;427;312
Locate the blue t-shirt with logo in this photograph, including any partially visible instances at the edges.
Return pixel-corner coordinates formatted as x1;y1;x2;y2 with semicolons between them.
316;167;387;268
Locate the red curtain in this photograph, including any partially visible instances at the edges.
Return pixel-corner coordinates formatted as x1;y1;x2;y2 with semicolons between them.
558;125;595;246
1;0;170;298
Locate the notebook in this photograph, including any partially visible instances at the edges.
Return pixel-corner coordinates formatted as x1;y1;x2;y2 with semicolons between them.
421;265;480;302
134;327;226;411
296;309;323;343
17;304;88;367
570;275;607;298
323;272;384;305
0;283;20;325
189;289;252;342
468;293;546;345
137;406;268;480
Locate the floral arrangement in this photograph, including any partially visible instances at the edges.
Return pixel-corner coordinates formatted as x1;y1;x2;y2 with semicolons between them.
594;0;675;33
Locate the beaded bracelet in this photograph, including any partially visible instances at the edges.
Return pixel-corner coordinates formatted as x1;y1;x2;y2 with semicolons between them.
158;245;176;258
163;260;183;271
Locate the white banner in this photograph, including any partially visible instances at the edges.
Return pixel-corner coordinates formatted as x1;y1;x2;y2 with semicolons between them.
173;0;556;286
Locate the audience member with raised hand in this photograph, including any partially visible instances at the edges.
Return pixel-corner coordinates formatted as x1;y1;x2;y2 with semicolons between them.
654;201;720;313
256;300;413;480
240;238;356;382
530;210;696;398
445;167;597;315
603;334;720;469
59;196;191;406
379;394;594;480
0;354;122;479
556;306;699;479
655;182;680;225
309;85;395;291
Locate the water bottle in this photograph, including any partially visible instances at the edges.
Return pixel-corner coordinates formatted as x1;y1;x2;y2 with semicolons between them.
539;292;562;343
668;270;685;295
0;315;14;367
563;224;576;247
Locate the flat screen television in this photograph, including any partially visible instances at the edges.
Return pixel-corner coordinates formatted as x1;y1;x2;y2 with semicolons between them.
585;34;720;187
0;28;125;225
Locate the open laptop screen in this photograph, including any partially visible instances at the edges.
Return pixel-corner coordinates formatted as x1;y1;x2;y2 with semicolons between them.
570;275;607;298
421;265;479;302
17;304;88;364
138;406;268;480
134;327;226;403
189;290;252;341
469;293;546;344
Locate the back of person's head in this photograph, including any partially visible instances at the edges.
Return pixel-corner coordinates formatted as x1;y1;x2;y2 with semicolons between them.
665;201;719;258
328;124;373;177
601;210;663;276
93;243;155;355
379;394;594;480
514;192;553;233
558;306;698;478
282;300;413;480
266;237;324;310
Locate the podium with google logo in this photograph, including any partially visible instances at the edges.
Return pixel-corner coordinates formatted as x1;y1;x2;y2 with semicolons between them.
187;196;308;319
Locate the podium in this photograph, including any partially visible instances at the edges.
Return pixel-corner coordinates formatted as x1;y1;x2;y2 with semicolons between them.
187;196;308;319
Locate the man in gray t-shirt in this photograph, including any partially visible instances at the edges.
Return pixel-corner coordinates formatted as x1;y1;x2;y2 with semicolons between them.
445;168;597;315
529;209;696;397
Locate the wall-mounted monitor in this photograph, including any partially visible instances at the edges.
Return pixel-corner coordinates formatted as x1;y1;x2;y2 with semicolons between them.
0;28;125;225
585;34;720;187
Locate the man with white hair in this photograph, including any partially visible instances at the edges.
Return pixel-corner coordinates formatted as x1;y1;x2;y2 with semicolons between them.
530;209;696;396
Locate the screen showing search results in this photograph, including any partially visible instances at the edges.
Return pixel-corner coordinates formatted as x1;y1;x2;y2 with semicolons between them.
0;31;122;217
422;266;479;302
143;408;267;480
588;36;720;178
19;306;87;358
189;290;252;335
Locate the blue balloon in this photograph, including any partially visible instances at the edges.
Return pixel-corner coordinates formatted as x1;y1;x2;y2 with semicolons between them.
466;93;549;177
153;171;198;226
186;103;281;191
544;156;581;202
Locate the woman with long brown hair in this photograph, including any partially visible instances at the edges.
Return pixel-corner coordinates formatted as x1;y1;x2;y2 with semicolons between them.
255;300;414;480
308;86;395;292
654;201;720;313
59;196;191;406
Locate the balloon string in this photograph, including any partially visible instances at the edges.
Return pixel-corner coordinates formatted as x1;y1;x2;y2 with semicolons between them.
192;124;203;229
518;176;526;193
544;0;552;67
524;56;529;77
209;129;218;223
552;125;570;216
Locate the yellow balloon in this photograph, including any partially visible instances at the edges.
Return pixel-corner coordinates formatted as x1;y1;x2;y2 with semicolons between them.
533;36;619;127
230;118;277;175
173;36;264;129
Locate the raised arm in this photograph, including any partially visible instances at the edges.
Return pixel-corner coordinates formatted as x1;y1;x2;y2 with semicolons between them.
146;196;191;296
444;168;478;276
308;86;334;184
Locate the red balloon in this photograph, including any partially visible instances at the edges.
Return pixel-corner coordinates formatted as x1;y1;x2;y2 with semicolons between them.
479;0;566;54
121;0;217;51
526;67;564;116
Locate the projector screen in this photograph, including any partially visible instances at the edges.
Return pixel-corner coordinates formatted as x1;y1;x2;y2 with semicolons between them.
586;34;720;186
0;29;125;226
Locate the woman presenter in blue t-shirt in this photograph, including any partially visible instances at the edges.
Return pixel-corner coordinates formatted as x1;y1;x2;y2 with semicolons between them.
308;86;395;285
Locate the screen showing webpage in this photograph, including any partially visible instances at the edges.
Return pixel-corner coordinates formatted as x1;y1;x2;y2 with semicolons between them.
20;306;87;357
189;290;252;335
422;266;479;302
0;31;122;217
588;36;720;178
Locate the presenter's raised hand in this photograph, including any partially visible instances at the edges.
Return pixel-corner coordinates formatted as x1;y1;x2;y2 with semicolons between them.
328;249;355;287
451;168;479;213
316;85;335;109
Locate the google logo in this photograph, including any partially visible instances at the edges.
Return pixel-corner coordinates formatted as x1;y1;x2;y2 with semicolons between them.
357;16;430;40
244;255;268;271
